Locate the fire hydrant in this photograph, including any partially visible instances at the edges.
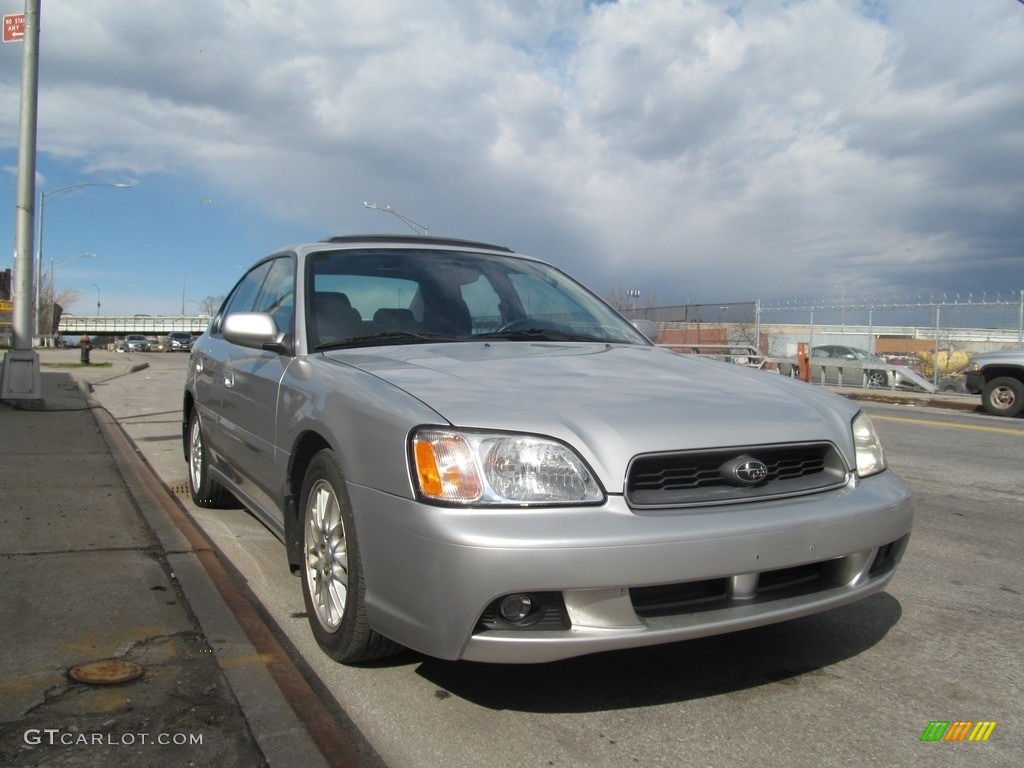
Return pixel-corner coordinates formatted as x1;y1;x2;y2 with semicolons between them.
79;334;92;365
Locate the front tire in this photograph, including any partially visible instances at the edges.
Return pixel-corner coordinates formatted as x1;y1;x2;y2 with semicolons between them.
187;409;236;507
981;376;1024;417
865;370;888;389
299;449;401;663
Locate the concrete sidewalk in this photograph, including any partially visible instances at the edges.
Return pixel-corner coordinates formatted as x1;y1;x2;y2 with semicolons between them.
0;353;336;767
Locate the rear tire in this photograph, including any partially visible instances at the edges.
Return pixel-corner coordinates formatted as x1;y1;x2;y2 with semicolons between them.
981;376;1024;417
187;409;236;507
299;449;401;663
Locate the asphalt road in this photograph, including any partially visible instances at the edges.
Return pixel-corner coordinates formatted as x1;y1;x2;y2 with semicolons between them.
84;350;1023;768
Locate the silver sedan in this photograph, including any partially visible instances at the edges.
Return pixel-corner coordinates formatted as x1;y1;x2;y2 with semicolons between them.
182;235;913;664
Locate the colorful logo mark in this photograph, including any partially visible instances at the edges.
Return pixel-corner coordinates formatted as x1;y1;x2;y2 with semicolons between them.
920;721;997;742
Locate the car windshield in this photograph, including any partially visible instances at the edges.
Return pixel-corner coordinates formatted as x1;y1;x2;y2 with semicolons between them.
851;348;885;363
307;248;649;350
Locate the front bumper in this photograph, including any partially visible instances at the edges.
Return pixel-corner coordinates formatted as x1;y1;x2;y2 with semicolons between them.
349;471;913;663
964;371;983;394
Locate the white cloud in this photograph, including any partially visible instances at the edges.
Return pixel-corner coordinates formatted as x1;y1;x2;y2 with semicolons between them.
2;0;1022;304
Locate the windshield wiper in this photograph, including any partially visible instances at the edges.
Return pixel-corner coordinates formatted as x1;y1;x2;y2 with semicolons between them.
476;327;611;343
315;331;460;351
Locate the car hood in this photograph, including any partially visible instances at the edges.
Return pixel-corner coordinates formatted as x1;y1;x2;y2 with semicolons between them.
325;342;858;488
969;349;1024;366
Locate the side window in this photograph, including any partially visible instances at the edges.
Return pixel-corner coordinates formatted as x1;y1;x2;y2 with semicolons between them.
212;261;272;335
252;256;295;334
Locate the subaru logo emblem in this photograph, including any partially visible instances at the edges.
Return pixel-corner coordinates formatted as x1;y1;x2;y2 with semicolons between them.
720;455;769;487
735;460;768;484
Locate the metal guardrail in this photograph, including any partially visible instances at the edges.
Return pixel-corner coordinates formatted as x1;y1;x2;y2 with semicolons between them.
661;344;965;395
661;344;766;366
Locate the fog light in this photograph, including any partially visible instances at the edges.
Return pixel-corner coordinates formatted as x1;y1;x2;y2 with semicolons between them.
499;594;533;622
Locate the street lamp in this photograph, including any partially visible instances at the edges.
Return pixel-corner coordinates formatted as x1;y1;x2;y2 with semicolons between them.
627;289;641;312
35;182;132;336
363;202;429;235
92;283;101;316
46;253;97;335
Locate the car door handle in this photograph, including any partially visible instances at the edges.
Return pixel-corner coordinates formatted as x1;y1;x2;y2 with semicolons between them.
224;370;235;388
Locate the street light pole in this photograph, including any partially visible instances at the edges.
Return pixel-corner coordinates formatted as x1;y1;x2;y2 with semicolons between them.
35;182;131;336
92;283;101;316
9;1;40;352
363;202;429;235
2;0;42;403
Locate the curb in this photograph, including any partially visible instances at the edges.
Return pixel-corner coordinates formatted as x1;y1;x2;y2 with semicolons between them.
83;384;373;768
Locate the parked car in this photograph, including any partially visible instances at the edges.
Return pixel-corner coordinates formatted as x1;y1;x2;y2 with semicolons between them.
964;349;1024;417
165;331;194;352
124;334;149;352
784;345;936;392
182;235;913;665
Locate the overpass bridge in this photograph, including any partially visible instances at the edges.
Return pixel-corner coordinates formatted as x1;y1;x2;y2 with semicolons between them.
58;315;210;336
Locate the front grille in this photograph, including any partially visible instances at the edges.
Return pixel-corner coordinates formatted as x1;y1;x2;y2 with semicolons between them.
626;442;848;508
631;562;834;618
630;579;729;617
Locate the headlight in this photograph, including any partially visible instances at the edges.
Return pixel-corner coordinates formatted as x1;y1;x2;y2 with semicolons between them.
411;428;604;506
852;412;886;477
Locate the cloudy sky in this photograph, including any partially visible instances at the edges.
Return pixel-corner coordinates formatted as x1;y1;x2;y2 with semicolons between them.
2;0;1022;317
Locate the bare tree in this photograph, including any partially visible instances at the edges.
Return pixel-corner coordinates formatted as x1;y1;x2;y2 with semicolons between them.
197;295;224;316
38;269;80;334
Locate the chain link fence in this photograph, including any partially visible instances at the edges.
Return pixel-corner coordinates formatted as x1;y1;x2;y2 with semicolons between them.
624;292;1024;393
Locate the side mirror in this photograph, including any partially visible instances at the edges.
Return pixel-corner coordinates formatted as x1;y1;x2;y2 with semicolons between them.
222;312;289;353
631;319;659;342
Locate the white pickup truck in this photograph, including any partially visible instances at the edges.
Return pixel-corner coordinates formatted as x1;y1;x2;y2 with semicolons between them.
964;349;1024;416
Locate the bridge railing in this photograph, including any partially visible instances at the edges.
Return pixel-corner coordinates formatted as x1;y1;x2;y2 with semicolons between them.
59;315;210;335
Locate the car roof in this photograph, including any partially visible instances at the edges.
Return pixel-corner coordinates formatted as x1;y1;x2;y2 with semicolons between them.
316;234;514;253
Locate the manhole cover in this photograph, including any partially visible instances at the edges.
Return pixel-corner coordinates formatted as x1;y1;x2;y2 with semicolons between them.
68;659;144;685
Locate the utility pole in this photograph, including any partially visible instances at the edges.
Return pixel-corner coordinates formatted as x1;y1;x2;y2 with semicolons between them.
1;0;43;404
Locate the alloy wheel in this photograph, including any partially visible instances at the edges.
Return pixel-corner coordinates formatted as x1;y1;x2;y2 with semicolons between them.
304;480;349;632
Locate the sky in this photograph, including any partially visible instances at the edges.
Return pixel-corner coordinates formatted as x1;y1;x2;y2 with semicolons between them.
1;0;1023;317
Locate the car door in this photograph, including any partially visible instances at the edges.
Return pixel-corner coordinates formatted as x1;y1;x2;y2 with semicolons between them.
219;255;295;528
192;261;273;469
